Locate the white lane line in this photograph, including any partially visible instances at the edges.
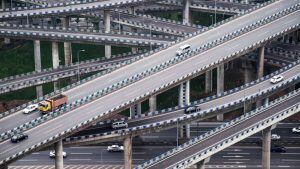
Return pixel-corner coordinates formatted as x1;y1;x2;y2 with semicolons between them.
228;159;250;161
223;155;244;158
133;159;144;161
277;166;291;168
133;152;146;154
31;152;40;155
222;149;242;152
282;159;300;162
68;159;92;161
227;153;250;155
223;162;245;164
18;159;38;162
70;153;93;155
281;153;300;155
0;145;20;154
290;137;300;139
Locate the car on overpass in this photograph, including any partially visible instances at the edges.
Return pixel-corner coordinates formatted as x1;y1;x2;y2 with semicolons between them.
111;121;128;129
11;133;28;143
271;145;286;153
107;145;124;152
270;75;284;84
49;151;67;158
292;126;300;133
176;44;191;56
184;105;201;114
23;104;38;114
271;134;280;140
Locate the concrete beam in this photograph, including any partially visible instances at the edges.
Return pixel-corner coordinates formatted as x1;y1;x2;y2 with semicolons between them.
217;63;224;121
52;42;59;91
55;139;64;169
149;96;157;112
124;136;132;169
262;126;271;169
104;10;111;59
62;17;72;65
183;0;191;24
205;70;212;93
34;40;43;98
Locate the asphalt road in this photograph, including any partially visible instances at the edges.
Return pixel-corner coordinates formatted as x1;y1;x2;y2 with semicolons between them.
0;0;299;163
146;92;300;168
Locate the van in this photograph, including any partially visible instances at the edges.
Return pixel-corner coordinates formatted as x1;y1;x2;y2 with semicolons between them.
176;44;191;56
111;121;128;129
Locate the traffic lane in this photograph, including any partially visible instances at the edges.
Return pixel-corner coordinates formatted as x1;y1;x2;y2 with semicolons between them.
0;55;134;134
11;146;174;166
147;93;300;168
1;6;298;161
65;0;296;102
192;1;254;10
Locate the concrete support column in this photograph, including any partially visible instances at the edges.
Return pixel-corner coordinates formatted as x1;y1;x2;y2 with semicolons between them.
196;157;210;169
179;125;184;138
243;60;252;113
52;42;59;91
262;126;271;169
2;0;10;44
55;139;63;169
205;70;212;93
104;10;111;59
130;103;141;118
1;0;5;9
179;81;190;138
217;63;224;121
149;96;157;112
185;123;190;138
62;17;72;65
183;0;191;24
34;40;43;98
257;47;265;79
124;136;132;169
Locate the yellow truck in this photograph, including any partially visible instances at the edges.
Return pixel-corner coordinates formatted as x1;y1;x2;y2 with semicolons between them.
38;94;68;114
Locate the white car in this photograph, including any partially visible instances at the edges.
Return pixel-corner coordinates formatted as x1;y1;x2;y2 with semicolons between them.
23;104;38;114
111;121;128;129
270;75;284;84
292;126;300;133
49;151;67;158
271;134;280;140
107;145;124;152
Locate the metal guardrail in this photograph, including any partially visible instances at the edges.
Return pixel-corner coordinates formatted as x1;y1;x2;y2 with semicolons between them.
64;60;300;144
0;1;298;142
138;88;300;169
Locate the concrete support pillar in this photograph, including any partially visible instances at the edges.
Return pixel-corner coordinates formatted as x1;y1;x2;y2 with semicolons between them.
104;10;111;59
179;125;184;138
262;126;271;169
183;0;191;24
185;123;190;138
242;0;249;4
243;60;252;113
52;42;59;91
124;136;132;169
1;0;5;9
1;0;10;44
205;70;212;93
34;40;43;98
196;157;210;169
217;64;224;121
55;139;63;169
130;103;141;118
179;81;190;138
62;17;72;65
149;96;157;112
257;47;265;79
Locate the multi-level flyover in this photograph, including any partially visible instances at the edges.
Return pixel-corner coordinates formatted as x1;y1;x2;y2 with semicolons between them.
138;89;300;169
0;24;171;47
0;0;299;165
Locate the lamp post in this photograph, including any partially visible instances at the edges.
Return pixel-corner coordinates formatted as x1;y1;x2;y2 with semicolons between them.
77;49;85;81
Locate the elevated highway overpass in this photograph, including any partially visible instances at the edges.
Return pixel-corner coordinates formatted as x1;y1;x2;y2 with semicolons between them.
138;89;300;169
0;0;297;139
0;0;299;165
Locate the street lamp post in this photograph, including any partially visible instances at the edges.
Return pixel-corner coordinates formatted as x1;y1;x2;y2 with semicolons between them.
149;25;152;51
77;49;85;81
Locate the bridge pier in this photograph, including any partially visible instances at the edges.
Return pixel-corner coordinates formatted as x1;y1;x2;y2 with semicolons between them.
52;42;59;91
130;103;141;118
179;81;190;138
256;46;265;108
205;70;212;93
104;10;111;59
2;0;10;44
62;17;72;66
217;63;224;121
262;125;273;169
149;96;157;112
55;139;64;169
183;0;191;25
128;6;138;53
124;136;133;169
196;157;210;169
34;40;43;98
243;59;253;113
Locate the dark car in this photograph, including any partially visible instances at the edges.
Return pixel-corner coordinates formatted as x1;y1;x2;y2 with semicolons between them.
271;145;286;153
11;133;28;143
184;105;200;114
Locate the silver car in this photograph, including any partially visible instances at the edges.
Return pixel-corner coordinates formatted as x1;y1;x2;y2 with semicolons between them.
111;121;128;129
